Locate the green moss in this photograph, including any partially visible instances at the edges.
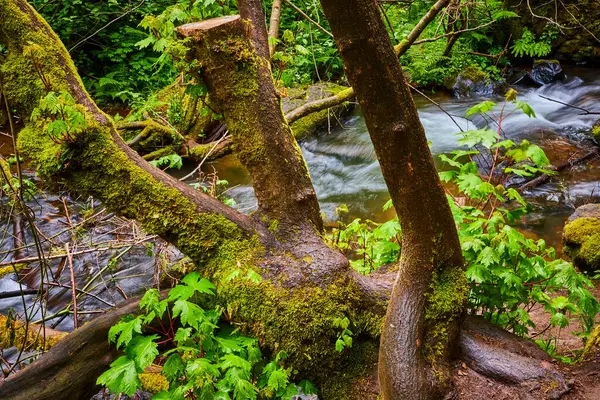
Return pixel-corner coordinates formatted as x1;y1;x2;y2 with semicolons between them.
592;125;600;140
290;108;332;140
565;218;600;244
458;66;487;83
578;233;600;269
139;371;169;393
424;266;468;368
142;146;177;161
0;314;66;351
0;263;27;279
0;1;86;118
268;219;279;234
203;247;383;393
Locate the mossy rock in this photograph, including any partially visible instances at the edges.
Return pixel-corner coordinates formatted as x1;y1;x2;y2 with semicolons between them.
563;204;600;271
451;66;506;98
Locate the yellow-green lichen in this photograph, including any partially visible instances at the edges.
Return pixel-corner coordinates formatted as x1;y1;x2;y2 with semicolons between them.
0;263;27;279
0;314;66;351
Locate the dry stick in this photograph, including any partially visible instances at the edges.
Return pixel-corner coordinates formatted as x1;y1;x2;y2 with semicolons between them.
45;282;115;307
180;132;230;181
268;0;283;57
282;0;333;37
518;150;599;191
0;239;153;267
408;83;465;132
65;244;78;329
538;94;600;115
558;0;600;44
68;0;145;52
412;19;497;45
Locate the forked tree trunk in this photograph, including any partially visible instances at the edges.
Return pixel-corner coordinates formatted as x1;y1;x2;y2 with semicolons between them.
319;0;466;399
0;2;572;400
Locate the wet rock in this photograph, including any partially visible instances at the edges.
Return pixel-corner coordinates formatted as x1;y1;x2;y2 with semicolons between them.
530;60;565;86
503;67;541;87
564;204;600;271
452;66;507;98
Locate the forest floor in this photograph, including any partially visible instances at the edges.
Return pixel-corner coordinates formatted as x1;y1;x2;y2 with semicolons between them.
455;284;600;400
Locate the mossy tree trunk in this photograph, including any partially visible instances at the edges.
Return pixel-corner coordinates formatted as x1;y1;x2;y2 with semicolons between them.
319;0;466;399
1;2;561;400
0;2;384;398
178;15;325;238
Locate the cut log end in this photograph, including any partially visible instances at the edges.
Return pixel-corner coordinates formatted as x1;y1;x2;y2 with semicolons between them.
177;15;241;37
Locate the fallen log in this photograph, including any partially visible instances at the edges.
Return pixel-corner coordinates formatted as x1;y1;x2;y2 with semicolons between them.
0;296;144;400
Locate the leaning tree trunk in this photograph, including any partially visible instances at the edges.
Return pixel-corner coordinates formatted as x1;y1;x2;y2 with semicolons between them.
319;0;466;399
0;1;380;398
177;15;324;239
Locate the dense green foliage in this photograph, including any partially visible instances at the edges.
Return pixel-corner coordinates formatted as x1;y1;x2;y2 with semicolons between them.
97;272;317;399
30;0;567;106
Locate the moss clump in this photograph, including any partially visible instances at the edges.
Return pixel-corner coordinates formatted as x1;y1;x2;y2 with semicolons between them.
198;242;384;394
0;314;66;351
592;125;600;140
423;266;468;369
564;217;600;271
457;66;487;83
139;371;169;393
0;263;27;279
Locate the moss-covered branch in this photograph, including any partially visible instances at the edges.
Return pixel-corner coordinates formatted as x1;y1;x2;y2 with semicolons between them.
283;0;450;126
0;0;276;268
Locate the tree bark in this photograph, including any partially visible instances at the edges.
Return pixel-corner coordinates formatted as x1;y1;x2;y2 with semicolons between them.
177;15;325;237
319;1;466;399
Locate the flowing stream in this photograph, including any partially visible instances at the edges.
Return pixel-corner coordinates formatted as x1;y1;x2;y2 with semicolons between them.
0;67;599;340
198;67;600;252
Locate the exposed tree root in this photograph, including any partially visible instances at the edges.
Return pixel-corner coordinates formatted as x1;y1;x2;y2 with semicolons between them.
458;316;572;399
0;303;574;399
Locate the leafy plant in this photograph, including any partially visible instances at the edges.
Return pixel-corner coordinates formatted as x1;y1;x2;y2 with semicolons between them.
149;154;183;170
328;203;401;274
332;317;353;352
511;27;556;58
31;91;87;144
331;93;599;353
98;272;316;399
